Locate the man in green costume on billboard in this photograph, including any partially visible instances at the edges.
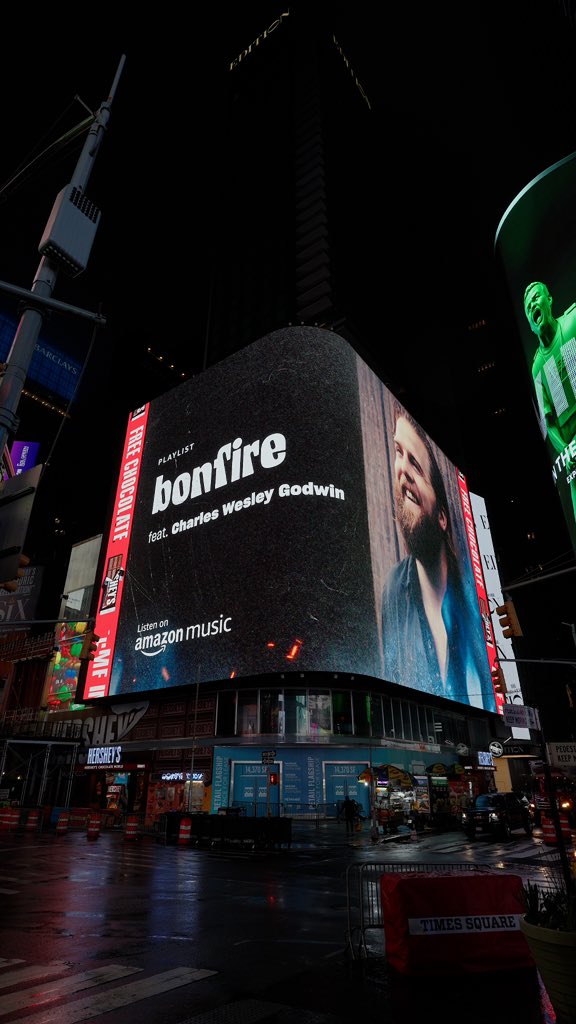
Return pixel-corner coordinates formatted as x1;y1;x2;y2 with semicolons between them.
524;282;576;525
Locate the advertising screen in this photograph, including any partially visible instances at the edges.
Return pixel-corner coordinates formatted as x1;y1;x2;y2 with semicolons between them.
83;328;495;712
495;152;576;555
470;492;529;738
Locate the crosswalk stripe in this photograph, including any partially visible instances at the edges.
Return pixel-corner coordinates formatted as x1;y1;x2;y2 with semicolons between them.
9;967;217;1023
0;966;141;1014
0;960;24;969
0;964;69;989
0;888;17;895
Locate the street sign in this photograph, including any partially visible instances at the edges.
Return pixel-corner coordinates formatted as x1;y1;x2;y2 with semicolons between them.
502;704;540;730
261;750;276;764
547;742;576;768
489;741;504;758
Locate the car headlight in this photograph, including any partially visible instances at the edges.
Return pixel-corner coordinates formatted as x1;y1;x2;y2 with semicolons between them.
489;812;499;823
462;812;468;821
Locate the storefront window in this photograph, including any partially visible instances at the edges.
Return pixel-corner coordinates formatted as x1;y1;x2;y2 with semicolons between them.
216;690;237;736
260;690;281;734
401;700;414;741
352;691;370;737
308;691;331;734
370;694;384;738
391;698;403;739
283;691;307;734
332;691;352;735
382;696;395;737
237;690;258;736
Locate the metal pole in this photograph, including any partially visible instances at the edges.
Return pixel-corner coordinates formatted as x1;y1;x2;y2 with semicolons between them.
37;745;51;807
537;711;572;893
0;56;125;458
63;744;78;809
187;680;200;812
0;740;9;790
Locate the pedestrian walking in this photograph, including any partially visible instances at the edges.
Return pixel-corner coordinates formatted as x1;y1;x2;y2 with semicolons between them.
342;795;356;835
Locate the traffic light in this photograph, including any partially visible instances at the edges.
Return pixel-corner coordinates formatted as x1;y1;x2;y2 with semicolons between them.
79;629;100;661
495;600;523;638
269;772;279;786
491;663;507;694
0;553;30;593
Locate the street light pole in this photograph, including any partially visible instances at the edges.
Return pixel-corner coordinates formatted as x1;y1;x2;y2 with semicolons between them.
0;56;125;459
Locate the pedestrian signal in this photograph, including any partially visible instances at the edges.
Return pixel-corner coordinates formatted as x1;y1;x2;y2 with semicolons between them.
269;772;279;786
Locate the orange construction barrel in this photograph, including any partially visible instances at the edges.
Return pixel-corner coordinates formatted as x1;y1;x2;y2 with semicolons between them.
541;815;556;844
178;815;192;845
124;814;139;841
87;812;101;841
56;811;70;836
25;809;40;831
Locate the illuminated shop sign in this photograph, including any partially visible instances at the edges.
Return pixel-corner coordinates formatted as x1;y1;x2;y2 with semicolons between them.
159;772;204;782
477;751;495;768
83;327;495;714
87;745;122;766
496;152;576;556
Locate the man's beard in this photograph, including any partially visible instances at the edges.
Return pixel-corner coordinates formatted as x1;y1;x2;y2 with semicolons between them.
395;483;445;565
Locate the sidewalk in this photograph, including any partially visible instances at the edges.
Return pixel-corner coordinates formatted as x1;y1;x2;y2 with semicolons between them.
281;819;557;1024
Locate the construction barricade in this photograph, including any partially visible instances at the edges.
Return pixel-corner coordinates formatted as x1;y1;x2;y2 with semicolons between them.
541;814;572;845
56;811;70;835
24;808;41;832
0;807;20;832
380;870;533;975
87;812;101;841
124;814;140;841
177;816;192;845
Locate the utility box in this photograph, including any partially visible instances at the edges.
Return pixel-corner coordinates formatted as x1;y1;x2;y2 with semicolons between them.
39;185;101;275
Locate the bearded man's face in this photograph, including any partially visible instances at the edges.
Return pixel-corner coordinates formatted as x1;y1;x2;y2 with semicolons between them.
393;416;446;562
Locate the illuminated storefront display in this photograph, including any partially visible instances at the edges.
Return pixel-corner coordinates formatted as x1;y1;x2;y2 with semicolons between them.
83;328;495;713
45;620;88;708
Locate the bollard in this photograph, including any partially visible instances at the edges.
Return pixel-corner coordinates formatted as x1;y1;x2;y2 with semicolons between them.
56;811;70;836
178;816;192;846
124;814;139;841
87;812;101;841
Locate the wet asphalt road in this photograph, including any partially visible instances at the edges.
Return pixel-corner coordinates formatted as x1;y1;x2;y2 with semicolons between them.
0;822;565;1024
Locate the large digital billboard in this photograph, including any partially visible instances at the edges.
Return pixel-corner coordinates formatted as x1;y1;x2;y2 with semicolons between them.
83;328;496;713
496;152;576;555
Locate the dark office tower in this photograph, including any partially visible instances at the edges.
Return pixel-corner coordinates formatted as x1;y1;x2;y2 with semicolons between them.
206;6;381;370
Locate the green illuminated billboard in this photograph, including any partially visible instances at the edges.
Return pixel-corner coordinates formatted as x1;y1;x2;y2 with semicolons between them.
496;152;576;555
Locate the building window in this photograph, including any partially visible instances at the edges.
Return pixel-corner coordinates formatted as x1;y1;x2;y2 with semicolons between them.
237;690;258;735
284;691;308;735
216;691;236;736
308;691;331;735
332;691;352;734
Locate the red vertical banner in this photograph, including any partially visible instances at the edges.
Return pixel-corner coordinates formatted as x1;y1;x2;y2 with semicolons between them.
83;405;150;700
457;470;503;713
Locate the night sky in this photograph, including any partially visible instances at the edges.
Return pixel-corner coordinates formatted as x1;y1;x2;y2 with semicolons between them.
1;2;575;711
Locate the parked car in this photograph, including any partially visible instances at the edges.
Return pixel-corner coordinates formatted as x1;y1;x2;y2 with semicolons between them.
461;792;534;840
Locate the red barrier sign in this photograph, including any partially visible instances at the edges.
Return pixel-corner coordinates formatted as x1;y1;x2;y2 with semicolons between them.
381;871;533;975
